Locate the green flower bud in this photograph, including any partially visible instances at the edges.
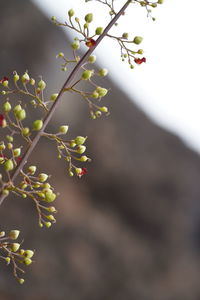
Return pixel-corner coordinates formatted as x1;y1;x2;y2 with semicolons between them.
7;143;13;149
6;135;13;142
44;222;52;228
2;189;9;196
138;49;144;54
5;257;11;265
9;230;20;240
100;106;108;113
2;80;8;87
95;27;104;35
95;110;102;117
80;155;88;162
24;250;34;258
98;68;108;77
75;136;86;145
47;206;57;213
11;243;20;252
151;3;157;7
69;171;74;177
23;257;32;265
122;32;129;39
32;120;43;131
158;0;164;3
0;142;5;151
71;41;80;50
85;13;93;23
46;215;56;222
28;165;37;174
84;23;89;29
21;72;30;83
18;278;25;284
59;125;69;134
0;231;5;237
45;191;56;203
51;16;56;22
13;104;22;114
68;9;75;17
75;168;82;175
38;173;48;183
96;87;108;97
88;55;96;63
50;93;58;101
13;73;19;82
29;78;35;85
77;145;86;154
4;159;14;172
42;183;51;189
91;91;99;98
22;127;30;137
38;79;46;90
13;148;21;157
3;101;11;113
69;141;76;148
16;109;26;121
133;36;143;45
81;70;93;80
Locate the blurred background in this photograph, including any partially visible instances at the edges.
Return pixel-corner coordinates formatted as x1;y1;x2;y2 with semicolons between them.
0;1;200;299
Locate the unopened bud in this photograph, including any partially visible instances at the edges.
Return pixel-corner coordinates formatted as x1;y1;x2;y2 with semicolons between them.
32;120;43;131
75;136;86;145
3;101;11;113
9;230;20;240
133;36;143;45
95;27;103;35
85;13;93;23
38;173;48;183
68;9;75;17
11;243;20;252
81;70;93;80
38;79;46;90
59;125;69;134
4;159;14;172
50;93;58;101
21;72;30;83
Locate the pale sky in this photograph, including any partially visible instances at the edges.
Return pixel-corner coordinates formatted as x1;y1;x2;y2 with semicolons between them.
32;0;200;153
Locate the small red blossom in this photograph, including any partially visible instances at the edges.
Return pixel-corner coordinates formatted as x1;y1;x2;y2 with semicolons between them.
0;76;9;83
85;38;96;48
0;114;5;127
134;57;146;65
17;156;22;163
78;167;88;178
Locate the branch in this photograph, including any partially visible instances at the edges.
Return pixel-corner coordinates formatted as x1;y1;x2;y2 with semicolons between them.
0;0;132;206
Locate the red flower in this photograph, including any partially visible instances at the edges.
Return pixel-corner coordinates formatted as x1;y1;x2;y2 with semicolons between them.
78;167;88;177
0;76;9;83
85;38;96;48
0;114;5;127
134;57;146;65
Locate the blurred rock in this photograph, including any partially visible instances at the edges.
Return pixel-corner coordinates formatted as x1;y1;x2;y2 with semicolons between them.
1;1;200;299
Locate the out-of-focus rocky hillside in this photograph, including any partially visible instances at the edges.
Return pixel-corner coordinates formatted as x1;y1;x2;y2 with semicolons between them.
1;1;200;299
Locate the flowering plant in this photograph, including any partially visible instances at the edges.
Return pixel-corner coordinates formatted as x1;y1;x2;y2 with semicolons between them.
0;0;163;283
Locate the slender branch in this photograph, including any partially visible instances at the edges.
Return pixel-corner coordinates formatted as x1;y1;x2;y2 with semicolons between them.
0;0;132;206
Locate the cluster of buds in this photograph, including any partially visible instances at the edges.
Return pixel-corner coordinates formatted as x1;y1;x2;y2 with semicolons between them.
0;72;50;113
0;230;34;284
16;166;57;228
42;128;90;178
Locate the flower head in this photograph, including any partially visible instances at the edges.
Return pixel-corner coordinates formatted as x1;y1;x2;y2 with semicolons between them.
134;57;146;65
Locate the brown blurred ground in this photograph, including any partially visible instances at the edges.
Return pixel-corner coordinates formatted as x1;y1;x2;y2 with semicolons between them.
1;1;200;299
